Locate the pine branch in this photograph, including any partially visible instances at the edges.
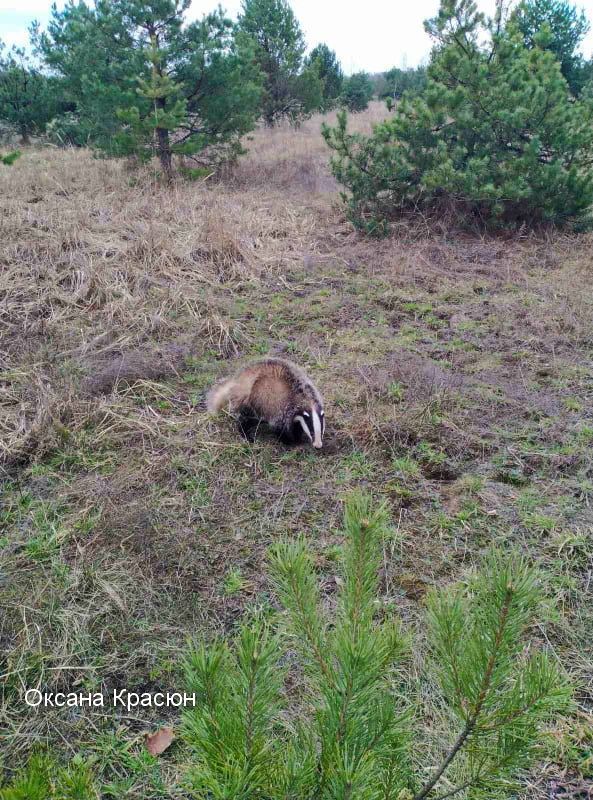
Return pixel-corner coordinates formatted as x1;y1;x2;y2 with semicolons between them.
183;496;567;799
268;539;335;688
413;585;513;800
430;778;474;800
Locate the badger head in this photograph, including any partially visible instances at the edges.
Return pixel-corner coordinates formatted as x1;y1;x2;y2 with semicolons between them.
293;403;325;449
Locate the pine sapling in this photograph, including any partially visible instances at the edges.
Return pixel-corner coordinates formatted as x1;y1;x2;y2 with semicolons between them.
182;492;569;799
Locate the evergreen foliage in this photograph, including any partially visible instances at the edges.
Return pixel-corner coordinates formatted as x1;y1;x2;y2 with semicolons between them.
340;72;374;112
33;1;263;179
323;0;593;233
238;0;319;125
0;42;61;144
382;65;427;102
182;492;568;799
31;4;144;147
306;44;344;110
513;0;591;95
44;112;89;147
0;753;98;800
0;150;21;165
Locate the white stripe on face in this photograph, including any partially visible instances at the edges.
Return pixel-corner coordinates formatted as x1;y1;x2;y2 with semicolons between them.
295;415;312;441
312;409;323;449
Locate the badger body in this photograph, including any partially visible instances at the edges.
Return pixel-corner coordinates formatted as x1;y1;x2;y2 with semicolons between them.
207;358;325;448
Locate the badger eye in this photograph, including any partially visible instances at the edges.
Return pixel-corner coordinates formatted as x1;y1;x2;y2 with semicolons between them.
320;410;324;417
302;411;310;417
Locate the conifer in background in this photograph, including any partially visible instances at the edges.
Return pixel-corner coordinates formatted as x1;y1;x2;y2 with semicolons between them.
182;492;569;799
0;42;61;144
514;0;592;95
238;0;321;125
323;0;593;233
340;71;374;112
306;43;344;110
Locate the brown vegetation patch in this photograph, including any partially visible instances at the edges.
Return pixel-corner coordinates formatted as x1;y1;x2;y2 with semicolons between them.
81;342;192;396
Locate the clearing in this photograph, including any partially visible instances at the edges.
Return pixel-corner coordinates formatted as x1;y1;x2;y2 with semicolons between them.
1;104;592;797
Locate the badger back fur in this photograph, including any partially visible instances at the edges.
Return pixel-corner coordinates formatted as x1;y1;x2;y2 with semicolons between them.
207;358;325;448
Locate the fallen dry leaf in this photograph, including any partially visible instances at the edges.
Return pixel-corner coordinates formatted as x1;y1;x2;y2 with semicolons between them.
145;727;174;756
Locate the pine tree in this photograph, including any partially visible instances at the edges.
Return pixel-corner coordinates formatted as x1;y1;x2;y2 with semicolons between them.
238;0;316;125
341;72;374;112
34;1;263;179
513;0;591;95
323;0;593;233
307;44;344;110
31;3;142;147
114;15;187;182
182;492;569;799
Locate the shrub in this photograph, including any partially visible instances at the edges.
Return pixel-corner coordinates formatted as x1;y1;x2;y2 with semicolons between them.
323;0;593;233
182;492;569;799
1;150;21;165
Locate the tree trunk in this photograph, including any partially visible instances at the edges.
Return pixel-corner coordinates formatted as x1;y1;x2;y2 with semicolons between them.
20;129;31;146
149;30;174;184
156;125;173;183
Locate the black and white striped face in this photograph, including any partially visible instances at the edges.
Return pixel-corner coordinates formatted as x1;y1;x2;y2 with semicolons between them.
293;404;325;449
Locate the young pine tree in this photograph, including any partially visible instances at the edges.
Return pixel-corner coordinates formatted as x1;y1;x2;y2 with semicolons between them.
238;0;319;125
31;3;142;148
0;753;98;800
115;22;186;182
323;0;593;233
182;492;569;799
34;1;263;180
340;71;374;112
306;43;344;111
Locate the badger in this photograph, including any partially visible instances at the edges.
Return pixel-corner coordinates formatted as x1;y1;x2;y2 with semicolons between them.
207;358;325;448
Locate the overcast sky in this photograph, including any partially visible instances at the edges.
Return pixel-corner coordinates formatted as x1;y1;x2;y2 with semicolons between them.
2;0;593;72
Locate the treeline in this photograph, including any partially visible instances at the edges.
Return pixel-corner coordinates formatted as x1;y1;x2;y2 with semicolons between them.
370;66;428;103
0;0;349;178
0;0;428;173
3;0;593;230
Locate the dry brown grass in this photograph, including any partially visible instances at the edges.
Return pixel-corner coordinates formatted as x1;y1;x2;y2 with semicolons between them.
1;106;390;469
1;103;593;795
